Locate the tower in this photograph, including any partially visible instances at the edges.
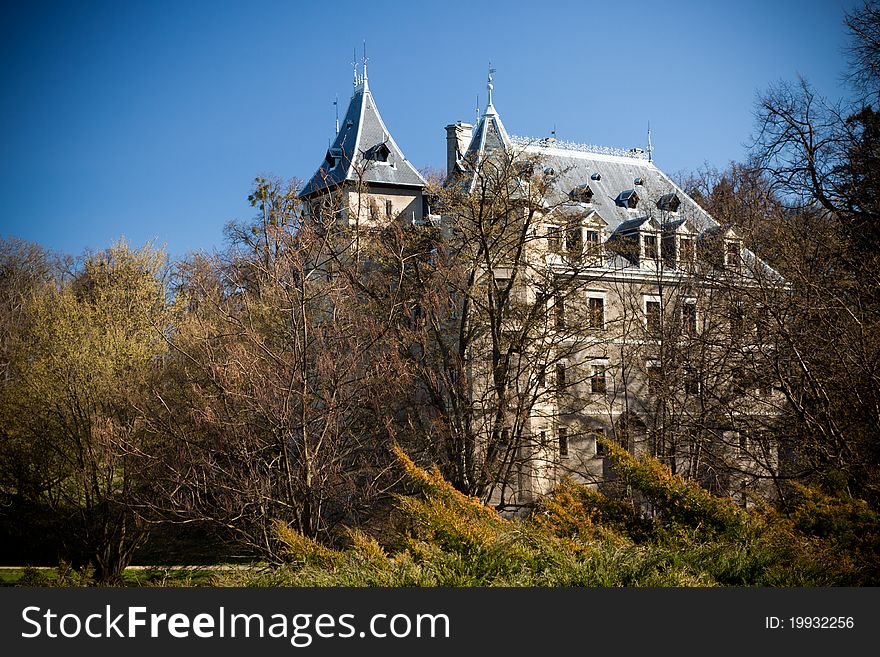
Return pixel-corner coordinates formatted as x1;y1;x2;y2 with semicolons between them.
299;62;427;227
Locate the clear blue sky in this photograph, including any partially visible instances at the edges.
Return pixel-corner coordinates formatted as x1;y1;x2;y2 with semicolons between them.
0;0;860;258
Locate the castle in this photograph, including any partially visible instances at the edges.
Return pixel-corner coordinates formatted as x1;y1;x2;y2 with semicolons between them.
298;64;781;510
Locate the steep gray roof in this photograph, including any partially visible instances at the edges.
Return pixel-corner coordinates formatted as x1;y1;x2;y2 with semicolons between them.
516;142;717;237
299;76;426;198
453;101;513;191
516;138;784;279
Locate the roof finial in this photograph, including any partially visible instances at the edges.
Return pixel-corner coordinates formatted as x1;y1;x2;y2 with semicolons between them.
486;61;496;108
352;48;358;87
647;121;653;163
334;95;339;134
475;94;480;124
362;40;369;88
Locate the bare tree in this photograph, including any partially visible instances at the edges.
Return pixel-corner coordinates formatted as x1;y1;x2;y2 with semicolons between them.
143;178;407;559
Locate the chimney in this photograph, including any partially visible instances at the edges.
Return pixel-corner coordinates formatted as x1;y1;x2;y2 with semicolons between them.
445;122;473;177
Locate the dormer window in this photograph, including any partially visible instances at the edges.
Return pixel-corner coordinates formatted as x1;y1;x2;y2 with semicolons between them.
633;177;644;185
565;218;582;255
364;142;391;162
324;147;342;169
680;237;695;265
657;192;681;212
569;184;594;203
547;225;562;253
591;172;601;181
644;234;659;261
725;241;741;269
616;189;639;209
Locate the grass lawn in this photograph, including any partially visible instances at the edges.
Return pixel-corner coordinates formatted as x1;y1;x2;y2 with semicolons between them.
0;565;261;587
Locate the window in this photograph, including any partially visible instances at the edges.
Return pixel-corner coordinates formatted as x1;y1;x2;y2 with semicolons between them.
729;304;744;341
595;428;607;456
591;364;607;393
364;142;390;162
555;363;566;389
644;235;658;260
385;199;393;218
569;184;593;203
680;237;694;264
500;428;511;447
369;200;380;221
588;296;604;329
657;192;681;212
536;365;546;388
558;427;568;457
725;241;741;268
565;220;582;254
682;302;697;336
647;364;663;396
615;189;639;208
547;226;562;253
585;230;601;265
555;295;565;328
646;300;661;336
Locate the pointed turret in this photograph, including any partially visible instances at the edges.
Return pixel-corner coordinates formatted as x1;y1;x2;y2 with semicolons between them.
299;67;426;199
450;65;512;186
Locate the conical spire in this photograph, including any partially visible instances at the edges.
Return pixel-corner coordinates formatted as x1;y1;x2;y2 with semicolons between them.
448;65;513;189
486;62;496;113
300;61;426;198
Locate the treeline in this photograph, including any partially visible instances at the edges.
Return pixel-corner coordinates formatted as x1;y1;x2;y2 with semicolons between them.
1;2;879;586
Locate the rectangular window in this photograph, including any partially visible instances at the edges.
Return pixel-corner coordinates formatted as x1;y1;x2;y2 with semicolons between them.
647;364;663;396
555;295;565;329
682;302;697;336
591;364;607;393
385;199;393;218
644;235;658;260
556;363;566;389
565;220;582;254
585;230;601;265
680;237;694;265
536;365;546;388
726;242;740;268
547;226;562;253
729;304;744;341
646;300;661;336
588;297;604;329
558;427;568;457
595;428;607;456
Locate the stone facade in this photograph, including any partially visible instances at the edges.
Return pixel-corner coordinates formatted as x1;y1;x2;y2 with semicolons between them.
300;68;782;510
